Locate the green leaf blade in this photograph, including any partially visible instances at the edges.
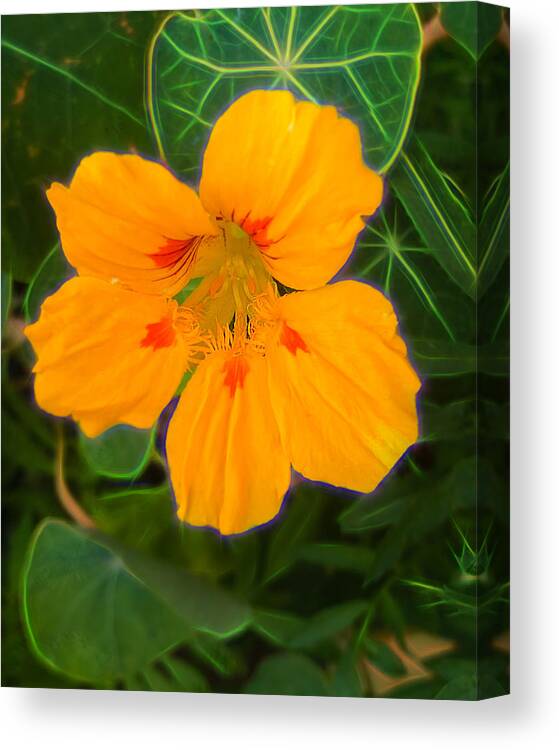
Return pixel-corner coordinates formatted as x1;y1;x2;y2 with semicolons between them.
79;424;154;479
288;600;368;650
390;138;477;297
440;2;503;61
478;161;510;297
23;244;71;324
22;519;252;684
22;519;186;684
245;653;329;696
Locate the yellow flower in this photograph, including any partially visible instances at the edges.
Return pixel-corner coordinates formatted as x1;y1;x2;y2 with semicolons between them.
25;90;420;535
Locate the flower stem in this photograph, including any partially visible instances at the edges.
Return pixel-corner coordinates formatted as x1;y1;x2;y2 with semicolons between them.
55;425;96;529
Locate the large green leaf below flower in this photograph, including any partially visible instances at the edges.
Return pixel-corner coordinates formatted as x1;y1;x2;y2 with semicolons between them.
150;4;422;177
22;519;185;683
22;519;251;683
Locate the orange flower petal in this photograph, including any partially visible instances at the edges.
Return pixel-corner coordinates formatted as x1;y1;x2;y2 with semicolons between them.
166;349;291;535
265;281;420;493
24;277;190;436
200;90;383;290
47;152;218;296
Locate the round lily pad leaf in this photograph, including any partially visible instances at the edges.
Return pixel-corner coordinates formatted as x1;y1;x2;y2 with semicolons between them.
79;424;154;479
22;519;186;684
23;244;71;323
152;4;422;176
23;519;252;684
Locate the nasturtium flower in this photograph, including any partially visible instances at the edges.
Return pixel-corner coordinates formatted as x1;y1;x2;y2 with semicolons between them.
25;90;420;535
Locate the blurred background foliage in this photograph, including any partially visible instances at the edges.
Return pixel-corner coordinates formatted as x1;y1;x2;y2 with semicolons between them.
1;3;509;698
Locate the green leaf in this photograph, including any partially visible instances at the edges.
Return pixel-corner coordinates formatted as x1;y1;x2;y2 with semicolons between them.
390;137;477;297
121;544;252;638
412;338;509;377
289;600;368;650
245;653;329;696
124;656;209;693
151;5;422;175
79;424;154;479
160;655;209;692
2;384;55;479
436;675;478;700
230;533;260;594
252;609;305;647
1;270;12;332
23;519;251;683
22;519;186;683
432;656;507;699
93;485;173;550
332;645;363;697
263;483;321;583
364;636;406;676
339;491;407;534
342;457;488;548
440;2;503;61
141;663;182;692
298;542;376;575
420;399;475;442
353;209;475;352
378;590;407;644
23;244;71;323
365;523;410;582
188;633;242;677
134;659;203;692
338;466;416;534
478;162;510;297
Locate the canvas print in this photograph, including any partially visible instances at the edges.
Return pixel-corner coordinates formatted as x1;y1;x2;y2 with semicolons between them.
1;2;510;699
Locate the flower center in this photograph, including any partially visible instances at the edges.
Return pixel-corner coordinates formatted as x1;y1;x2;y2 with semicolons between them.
183;220;271;332
219;220;270;306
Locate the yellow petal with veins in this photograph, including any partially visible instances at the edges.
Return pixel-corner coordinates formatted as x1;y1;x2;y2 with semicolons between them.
47;152;218;296
166;348;291;535
200;90;382;290
265;281;420;493
24;276;191;437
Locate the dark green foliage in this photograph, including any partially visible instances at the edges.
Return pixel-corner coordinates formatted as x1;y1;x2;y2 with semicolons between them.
22;519;188;684
1;4;509;698
440;2;503;60
246;653;330;696
23;244;71;323
79;426;154;479
2;11;160;282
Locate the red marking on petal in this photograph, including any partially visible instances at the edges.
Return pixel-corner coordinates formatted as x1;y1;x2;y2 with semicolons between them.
149;237;190;268
280;322;309;356
222;356;250;397
241;215;274;248
141;314;176;351
149;236;201;274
